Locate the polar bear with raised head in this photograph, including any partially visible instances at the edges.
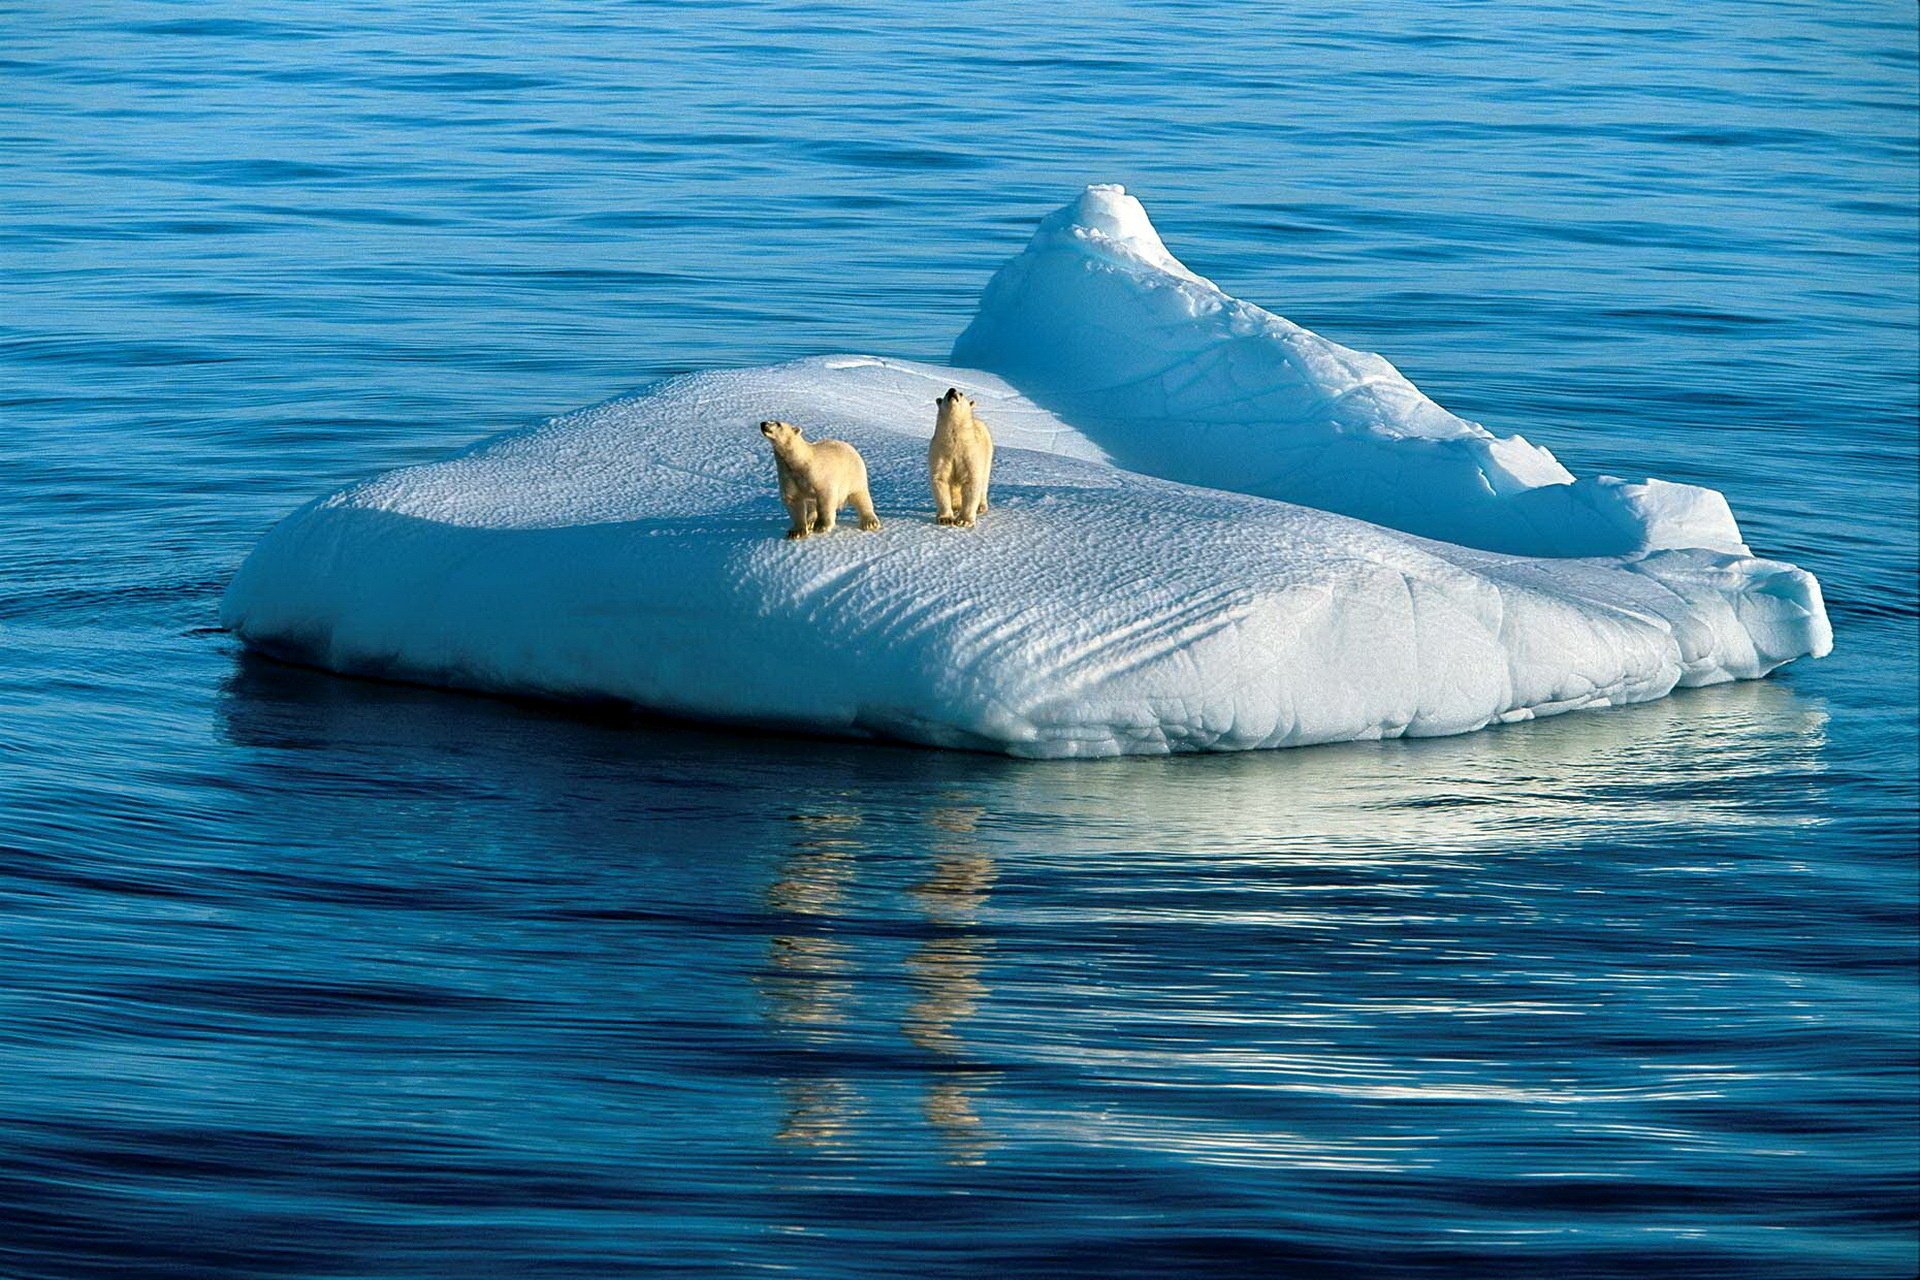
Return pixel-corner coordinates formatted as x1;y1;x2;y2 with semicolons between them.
930;387;993;528
759;420;881;539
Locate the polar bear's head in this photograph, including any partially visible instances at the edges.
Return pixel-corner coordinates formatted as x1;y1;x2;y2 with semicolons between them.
759;419;805;454
936;387;977;430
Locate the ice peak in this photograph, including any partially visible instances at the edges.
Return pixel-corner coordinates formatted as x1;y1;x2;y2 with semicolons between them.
954;185;1752;558
1032;184;1206;283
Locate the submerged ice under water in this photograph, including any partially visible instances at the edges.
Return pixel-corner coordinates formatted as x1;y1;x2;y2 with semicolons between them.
3;2;1916;1277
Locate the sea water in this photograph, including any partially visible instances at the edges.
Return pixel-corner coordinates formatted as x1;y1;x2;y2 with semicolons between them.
2;3;1915;1276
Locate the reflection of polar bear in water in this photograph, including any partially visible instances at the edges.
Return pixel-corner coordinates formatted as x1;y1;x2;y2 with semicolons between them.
758;420;881;540
929;387;993;528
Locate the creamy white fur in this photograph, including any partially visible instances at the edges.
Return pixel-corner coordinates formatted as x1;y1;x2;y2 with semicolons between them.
759;419;880;539
929;387;993;527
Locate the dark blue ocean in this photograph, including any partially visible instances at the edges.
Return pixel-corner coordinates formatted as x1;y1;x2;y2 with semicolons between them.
3;3;1916;1276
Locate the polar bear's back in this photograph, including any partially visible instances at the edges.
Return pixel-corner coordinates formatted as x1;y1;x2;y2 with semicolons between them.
808;438;869;487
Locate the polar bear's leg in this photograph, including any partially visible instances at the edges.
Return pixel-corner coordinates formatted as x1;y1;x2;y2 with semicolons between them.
946;480;968;526
962;456;990;524
814;485;841;534
852;489;881;532
931;463;956;525
783;491;814;540
950;475;974;528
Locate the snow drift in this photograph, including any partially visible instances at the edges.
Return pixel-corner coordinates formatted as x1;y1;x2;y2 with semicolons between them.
222;187;1830;758
955;185;1744;558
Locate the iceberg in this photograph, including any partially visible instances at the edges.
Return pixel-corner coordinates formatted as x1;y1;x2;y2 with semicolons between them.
221;187;1830;758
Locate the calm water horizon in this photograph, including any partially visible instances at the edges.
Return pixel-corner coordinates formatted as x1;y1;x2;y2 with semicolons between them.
3;2;1915;1276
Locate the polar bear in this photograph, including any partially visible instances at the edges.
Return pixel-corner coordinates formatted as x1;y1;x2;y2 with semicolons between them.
759;420;881;539
930;386;993;528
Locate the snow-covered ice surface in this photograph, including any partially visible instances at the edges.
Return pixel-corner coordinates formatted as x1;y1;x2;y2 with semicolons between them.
222;189;1831;758
956;185;1749;558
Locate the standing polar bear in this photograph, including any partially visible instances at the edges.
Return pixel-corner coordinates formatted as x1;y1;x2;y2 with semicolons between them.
930;386;993;528
759;420;881;539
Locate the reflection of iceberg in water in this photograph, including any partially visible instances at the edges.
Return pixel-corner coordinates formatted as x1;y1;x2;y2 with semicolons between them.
957;683;1833;1174
219;648;1826;864
217;655;1829;1175
981;680;1829;860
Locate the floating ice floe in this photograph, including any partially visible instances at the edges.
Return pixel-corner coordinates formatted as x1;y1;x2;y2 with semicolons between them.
222;186;1830;757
